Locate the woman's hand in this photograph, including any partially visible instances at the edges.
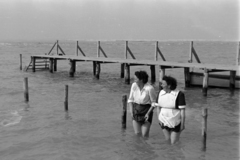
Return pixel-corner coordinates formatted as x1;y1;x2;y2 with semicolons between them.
144;113;149;121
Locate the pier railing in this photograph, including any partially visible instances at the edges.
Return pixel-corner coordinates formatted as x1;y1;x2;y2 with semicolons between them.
24;40;240;95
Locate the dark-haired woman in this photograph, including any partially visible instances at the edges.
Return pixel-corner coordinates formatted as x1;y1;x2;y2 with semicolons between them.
128;71;156;138
154;76;186;144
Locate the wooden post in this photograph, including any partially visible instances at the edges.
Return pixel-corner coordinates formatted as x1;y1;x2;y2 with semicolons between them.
64;85;68;111
69;60;76;77
150;65;156;84
95;62;101;79
125;63;130;84
236;42;240;66
93;61;96;76
202;108;208;151
159;66;165;90
49;58;53;73
122;95;127;129
20;54;22;70
32;56;36;72
202;68;209;96
120;63;125;78
155;41;158;61
229;71;236;90
57;40;59;55
76;41;79;56
184;67;191;87
53;59;57;71
23;77;29;102
97;41;100;57
189;41;193;63
125;41;128;59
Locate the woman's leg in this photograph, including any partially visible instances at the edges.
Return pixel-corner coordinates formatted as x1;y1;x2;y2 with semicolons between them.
170;132;180;144
132;120;141;136
162;129;171;142
141;122;151;138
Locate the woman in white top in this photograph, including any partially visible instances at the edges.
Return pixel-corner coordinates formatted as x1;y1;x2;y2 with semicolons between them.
154;76;186;144
128;71;156;138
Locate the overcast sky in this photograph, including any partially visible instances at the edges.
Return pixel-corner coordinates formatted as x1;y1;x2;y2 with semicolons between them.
0;0;239;42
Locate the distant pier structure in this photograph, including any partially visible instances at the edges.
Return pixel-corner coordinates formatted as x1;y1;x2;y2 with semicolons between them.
25;40;240;96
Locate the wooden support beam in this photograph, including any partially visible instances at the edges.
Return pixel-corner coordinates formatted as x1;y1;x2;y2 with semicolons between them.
120;63;124;78
184;67;191;87
76;41;79;56
237;41;240;66
150;65;156;84
125;41;136;59
159;66;165;90
57;40;59;55
32;57;36;72
20;54;22;70
53;59;57;71
48;41;57;55
58;44;65;55
49;58;54;73
202;68;209;96
93;61;96;76
230;71;236;90
97;41;100;57
125;63;130;84
69;60;76;77
95;62;101;79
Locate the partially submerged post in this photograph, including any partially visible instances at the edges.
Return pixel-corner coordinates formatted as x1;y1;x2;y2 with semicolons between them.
23;77;29;102
122;95;127;129
202;108;208;151
64;85;68;111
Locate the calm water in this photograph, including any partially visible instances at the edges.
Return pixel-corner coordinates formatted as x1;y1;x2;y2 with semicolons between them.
0;41;239;160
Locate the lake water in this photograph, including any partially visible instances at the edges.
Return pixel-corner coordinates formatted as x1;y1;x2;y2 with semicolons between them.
0;41;239;160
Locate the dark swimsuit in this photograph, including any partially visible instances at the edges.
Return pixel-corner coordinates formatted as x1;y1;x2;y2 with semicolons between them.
132;103;153;125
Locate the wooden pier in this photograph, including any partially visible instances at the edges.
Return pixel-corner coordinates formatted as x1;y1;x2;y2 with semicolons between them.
25;40;240;95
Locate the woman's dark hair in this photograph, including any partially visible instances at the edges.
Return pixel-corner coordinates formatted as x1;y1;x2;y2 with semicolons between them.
162;75;177;90
135;71;149;84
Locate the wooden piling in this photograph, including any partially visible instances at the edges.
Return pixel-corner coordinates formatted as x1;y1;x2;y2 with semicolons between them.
202;68;209;96
122;95;127;129
53;59;57;71
64;85;68;111
76;41;79;56
69;60;76;77
202;108;208;151
20;54;22;70
95;62;101;79
150;65;156;84
23;77;29;102
93;61;96;76
159;66;165;90
184;67;191;87
97;41;100;57
120;63;125;78
49;58;54;73
32;57;36;72
229;71;236;90
125;63;130;84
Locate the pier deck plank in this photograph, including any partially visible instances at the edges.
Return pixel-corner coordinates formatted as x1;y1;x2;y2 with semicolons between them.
32;55;239;71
